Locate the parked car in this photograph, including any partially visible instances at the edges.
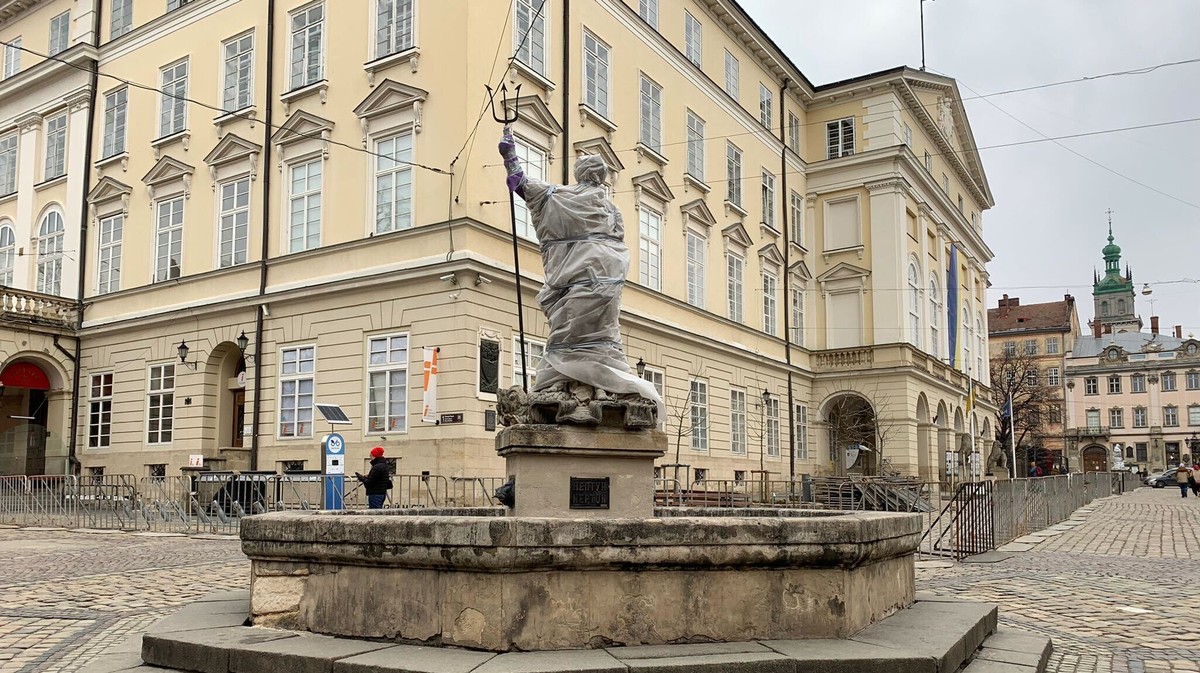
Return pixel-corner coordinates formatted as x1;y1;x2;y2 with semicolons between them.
1147;468;1179;488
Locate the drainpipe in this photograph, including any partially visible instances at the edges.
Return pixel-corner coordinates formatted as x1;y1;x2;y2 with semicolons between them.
778;78;796;487
67;0;103;477
560;0;570;183
249;0;276;471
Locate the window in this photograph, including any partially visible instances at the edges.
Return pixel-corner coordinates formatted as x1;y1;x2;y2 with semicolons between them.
111;0;133;38
976;314;984;379
290;3;324;89
1118;298;1126;314
640;366;663;397
49;11;70;56
1025;368;1039;387
1048;406;1062;425
478;336;500;395
1109;408;1123;428
729;389;746;455
102;88;128;159
222;33;254;113
907;263;920;347
1084;377;1098;395
826;118;854;158
791;286;804;347
762;270;777;336
928;277;939;353
148;463;167;478
765;397;780;457
154;197;184;281
1189;405;1200;426
97;214;123;294
1024;339;1038;355
279;345;315;437
1164;405;1178;427
219;178;250;267
583;31;610;119
689;380;708;451
1108;375;1121;394
1187;371;1200;390
1003;342;1016;357
1162;372;1177;391
794;405;808;460
1133;407;1147;428
147;364;175;444
761;171;775;229
375;132;414;234
0;134;16;195
1047;367;1060;386
0;225;13;285
639;76;662;153
922;152;932;172
281;460;306;473
638;209;662;291
367;334;409;433
726;253;743;323
723;50;738;98
686;232;705;308
961;307;971;375
725;143;742;206
512;138;545;241
1132;374;1146;393
903;123;912;146
1136;443;1148;462
789;191;803;245
693;468;707;482
1100;301;1109;317
43;114;67;180
683;11;701;66
159;60;188;138
1046;337;1059;355
513;337;545;389
754;82;774;130
375;0;414;59
87;373;114;449
686;111;705;181
3;37;20;79
958;194;964;213
514;0;547;77
1085;409;1100;432
788;113;800;155
167;0;195;9
36;212;64;295
289;159;322;252
638;0;658;29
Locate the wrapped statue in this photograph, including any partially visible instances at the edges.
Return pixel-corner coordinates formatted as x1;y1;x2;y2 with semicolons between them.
495;126;664;428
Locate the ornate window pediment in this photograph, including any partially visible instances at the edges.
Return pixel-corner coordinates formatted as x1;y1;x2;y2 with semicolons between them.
271;110;335;166
573;136;624;180
721;222;753;253
204;133;262;185
632;171;674;206
353;79;428;145
817;261;870;288
87;176;132;219
507;95;562;138
758;243;784;269
790;260;813;283
141;156;194;201
679;198;716;236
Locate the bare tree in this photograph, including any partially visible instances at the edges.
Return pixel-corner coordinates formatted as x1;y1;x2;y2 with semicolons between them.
989;346;1056;466
663;364;710;485
825;387;900;476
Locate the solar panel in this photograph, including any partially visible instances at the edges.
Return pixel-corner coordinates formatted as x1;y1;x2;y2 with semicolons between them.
315;403;352;425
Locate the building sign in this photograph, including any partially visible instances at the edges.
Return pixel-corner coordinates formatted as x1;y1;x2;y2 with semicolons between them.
188;455;204;468
422;347;439;424
439;413;464;425
569;477;610;510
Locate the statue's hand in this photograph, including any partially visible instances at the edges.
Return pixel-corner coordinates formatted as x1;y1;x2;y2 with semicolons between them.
498;125;517;160
499;124;525;195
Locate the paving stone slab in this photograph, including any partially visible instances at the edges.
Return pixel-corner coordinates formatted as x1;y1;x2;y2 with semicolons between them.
1026;530;1063;538
981;628;1052;657
333;644;496;673
471;649;629;673
609;642;774;661
850;600;996;673
131;531;187;537
962;659;1036;673
1012;535;1046;544
914;560;955;569
68;528;128;534
230;633;394;673
149;604;249;634
961;552;1016;564
193;590;251;603
76;650;146;673
622;650;794;672
996;542;1035;552
142;626;298;673
976;647;1045;668
763;638;934;673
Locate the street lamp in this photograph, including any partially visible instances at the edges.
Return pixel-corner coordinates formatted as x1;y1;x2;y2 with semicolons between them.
635;357;646;377
1188;432;1199;465
237;330;256;364
177;340;198;370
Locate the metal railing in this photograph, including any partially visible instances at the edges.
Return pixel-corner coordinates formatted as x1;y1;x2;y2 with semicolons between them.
654;477;822;508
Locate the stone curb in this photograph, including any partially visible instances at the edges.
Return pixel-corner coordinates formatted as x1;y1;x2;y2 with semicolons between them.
106;593;1019;673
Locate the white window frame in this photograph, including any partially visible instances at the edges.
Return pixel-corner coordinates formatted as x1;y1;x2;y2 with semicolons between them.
43;113;67;181
375;0;415;60
36;211;64;295
788;113;800;154
976;315;984;380
3;37;21;79
1164;406;1179;427
826;118;854;159
374;131;414;235
726;252;743;323
1186;371;1200;390
903;123;912;146
111;0;133;38
146;363;175;445
1131;374;1146;393
158;59;189;138
638;0;658;29
928;276;940;354
1084;377;1098;395
686;110;705;181
683;11;702;66
221;32;255;113
49;11;70;56
1047;367;1060;387
1085;409;1101;432
638;75;662;154
725;142;741;207
102;88;128;159
0;223;14;285
723;49;738;99
154;197;184;282
366;333;410;434
0;133;17;195
689;379;708;452
1162;372;1177;392
1189;405;1200;426
789;191;803;246
514;0;548;78
97;213;123;294
1133;407;1147;428
279;345;316;438
289;2;325;90
638;207;662;291
761;170;775;230
908;263;921;347
924;151;932;172
1109;408;1123;428
729;389;747;455
961;306;971;375
512;136;546;242
640;365;664;398
758;83;772;129
791;284;805;347
794;404;810;461
88;372;114;449
512;336;546;389
762;269;777;336
1108;375;1121;395
686;231;706;309
765;397;780;457
583;30;610;120
1046;337;1059;355
218;177;251;268
288;158;323;253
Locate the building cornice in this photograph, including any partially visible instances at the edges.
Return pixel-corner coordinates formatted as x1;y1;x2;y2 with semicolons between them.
0;0;47;25
0;44;96;111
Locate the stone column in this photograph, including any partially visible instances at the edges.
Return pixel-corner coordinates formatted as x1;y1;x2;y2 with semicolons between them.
917;421;934;482
46;389;72;475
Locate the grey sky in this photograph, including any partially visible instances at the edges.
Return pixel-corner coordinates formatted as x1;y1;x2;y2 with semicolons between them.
741;0;1200;337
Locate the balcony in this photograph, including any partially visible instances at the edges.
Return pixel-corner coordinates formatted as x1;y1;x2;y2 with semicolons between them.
1068;425;1110;440
813;347;874;370
0;289;77;329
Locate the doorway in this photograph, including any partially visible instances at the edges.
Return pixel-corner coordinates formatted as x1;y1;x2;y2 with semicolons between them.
1081;445;1108;473
231;390;246;448
0;361;52;476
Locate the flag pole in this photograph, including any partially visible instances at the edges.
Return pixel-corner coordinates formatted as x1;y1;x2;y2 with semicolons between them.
1008;390;1017;477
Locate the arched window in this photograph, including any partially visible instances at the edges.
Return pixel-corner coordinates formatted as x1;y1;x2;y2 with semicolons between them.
0;223;14;286
37;211;64;295
928;275;940;357
1117;298;1126;315
907;262;921;347
976;313;985;381
1101;301;1109;317
961;306;971;374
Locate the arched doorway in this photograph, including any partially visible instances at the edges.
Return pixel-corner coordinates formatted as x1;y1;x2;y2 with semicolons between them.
1080;445;1108;473
0;360;53;476
823;393;877;476
203;342;249;471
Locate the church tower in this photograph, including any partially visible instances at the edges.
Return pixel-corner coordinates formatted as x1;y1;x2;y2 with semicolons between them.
1091;214;1141;333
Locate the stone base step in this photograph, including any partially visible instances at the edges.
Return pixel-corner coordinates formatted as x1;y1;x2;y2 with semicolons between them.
959;627;1054;673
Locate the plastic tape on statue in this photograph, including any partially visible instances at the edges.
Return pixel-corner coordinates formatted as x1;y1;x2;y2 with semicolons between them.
546;277;624;292
540;233;625;246
545;339;623;352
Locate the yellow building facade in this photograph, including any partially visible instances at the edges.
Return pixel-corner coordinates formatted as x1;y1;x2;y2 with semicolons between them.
0;0;996;484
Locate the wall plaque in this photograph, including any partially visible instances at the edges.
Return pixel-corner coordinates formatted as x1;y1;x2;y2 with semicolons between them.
569;477;610;510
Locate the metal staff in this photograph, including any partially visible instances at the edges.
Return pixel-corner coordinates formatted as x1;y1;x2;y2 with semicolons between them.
488;83;529;393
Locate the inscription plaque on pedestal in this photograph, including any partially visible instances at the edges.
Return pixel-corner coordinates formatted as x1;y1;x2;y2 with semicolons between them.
569;477;610;509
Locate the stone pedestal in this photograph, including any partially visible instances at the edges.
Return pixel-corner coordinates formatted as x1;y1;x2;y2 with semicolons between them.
496;425;666;519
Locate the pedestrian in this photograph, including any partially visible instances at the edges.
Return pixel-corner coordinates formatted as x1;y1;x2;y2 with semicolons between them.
354;446;392;509
1174;463;1191;498
1028;461;1043;478
1190;464;1199;496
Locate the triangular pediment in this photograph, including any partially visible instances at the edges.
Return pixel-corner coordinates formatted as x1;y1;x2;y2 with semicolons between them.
142;155;195;187
506;95;562;137
353;79;428;119
632;171;674;204
270;109;335;146
721;222;753;249
817;261;870;283
87;176;132;204
758;243;785;267
574;136;624;172
679;198;716;229
789;260;813;282
204;133;262;167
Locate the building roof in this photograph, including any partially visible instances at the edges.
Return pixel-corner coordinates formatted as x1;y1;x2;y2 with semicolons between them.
988;297;1075;336
1070;332;1184;358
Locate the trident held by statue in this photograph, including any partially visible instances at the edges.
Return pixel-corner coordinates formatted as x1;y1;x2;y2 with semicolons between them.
488;83;529;393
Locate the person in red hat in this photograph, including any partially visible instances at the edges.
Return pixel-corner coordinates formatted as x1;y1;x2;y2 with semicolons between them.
354;446;392;509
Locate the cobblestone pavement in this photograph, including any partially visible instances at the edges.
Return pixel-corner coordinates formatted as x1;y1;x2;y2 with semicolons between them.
917;487;1200;673
0;527;247;672
2;487;1198;672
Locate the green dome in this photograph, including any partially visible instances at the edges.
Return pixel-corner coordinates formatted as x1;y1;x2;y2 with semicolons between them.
1102;232;1120;259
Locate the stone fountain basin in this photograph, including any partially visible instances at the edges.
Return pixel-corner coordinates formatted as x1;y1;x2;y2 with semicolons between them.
241;507;922;652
